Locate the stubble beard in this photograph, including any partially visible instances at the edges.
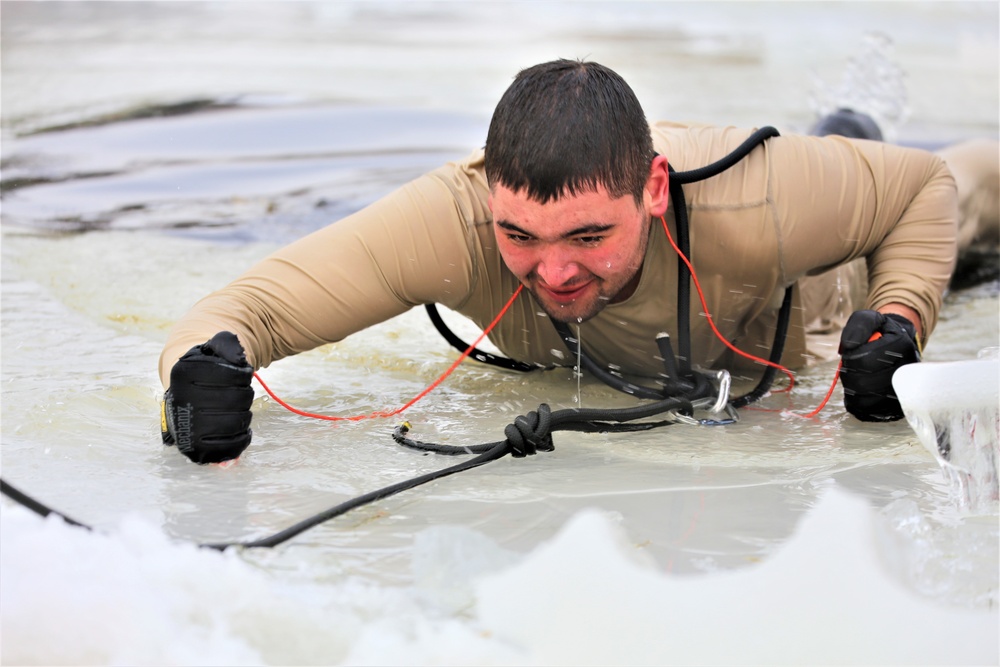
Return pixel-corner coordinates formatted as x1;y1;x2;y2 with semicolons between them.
530;278;609;323
530;257;646;323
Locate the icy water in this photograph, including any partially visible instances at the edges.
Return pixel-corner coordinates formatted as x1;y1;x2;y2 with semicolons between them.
1;2;998;665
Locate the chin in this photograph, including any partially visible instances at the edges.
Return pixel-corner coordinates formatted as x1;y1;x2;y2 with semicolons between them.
523;279;615;323
537;297;605;324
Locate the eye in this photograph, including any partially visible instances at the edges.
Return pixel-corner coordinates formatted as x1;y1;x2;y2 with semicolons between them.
505;232;533;244
575;235;604;246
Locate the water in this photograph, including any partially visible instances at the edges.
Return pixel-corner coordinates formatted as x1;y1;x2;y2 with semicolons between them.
2;2;998;664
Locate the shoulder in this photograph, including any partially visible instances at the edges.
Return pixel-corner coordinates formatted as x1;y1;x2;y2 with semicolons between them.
650;121;769;166
650;122;773;206
411;148;492;226
430;148;488;193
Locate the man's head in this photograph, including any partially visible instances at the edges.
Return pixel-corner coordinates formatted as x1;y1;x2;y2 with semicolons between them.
485;59;654;205
485;59;669;322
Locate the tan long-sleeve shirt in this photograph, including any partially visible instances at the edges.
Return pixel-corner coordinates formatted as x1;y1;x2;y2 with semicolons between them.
159;123;958;387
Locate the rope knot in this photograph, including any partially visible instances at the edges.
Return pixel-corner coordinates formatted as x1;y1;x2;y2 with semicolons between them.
503;404;555;457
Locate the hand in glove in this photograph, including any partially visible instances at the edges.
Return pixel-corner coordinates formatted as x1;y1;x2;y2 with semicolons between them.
161;331;254;464
838;310;920;422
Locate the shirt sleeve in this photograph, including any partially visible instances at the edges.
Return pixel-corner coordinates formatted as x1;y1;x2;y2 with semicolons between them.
158;152;492;387
769;135;958;340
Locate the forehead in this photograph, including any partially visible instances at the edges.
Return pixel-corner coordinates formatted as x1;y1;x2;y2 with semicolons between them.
489;183;640;234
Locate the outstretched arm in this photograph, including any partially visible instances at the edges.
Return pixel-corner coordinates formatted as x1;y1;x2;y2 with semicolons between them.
157;153;492;463
158;154;491;387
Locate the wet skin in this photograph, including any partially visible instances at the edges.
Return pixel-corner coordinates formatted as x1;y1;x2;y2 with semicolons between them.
489;155;671;323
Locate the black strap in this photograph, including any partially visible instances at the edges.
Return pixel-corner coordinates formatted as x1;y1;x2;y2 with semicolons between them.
666;126;782;377
730;284;794;408
425;303;536;372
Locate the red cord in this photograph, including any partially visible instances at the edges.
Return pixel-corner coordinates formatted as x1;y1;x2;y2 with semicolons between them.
259;215;843;422
658;216;841;418
659;216;797;391
798;359;842;419
254;285;524;422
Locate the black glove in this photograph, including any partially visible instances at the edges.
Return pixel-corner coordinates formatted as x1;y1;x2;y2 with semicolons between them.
838;310;920;422
161;331;254;464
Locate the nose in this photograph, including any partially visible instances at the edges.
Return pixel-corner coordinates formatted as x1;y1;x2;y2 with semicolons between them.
535;247;582;287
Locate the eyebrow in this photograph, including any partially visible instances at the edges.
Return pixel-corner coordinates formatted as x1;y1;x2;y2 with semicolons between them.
495;220;615;239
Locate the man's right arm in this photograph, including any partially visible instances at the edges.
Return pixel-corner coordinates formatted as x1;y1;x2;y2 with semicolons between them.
159;153;491;387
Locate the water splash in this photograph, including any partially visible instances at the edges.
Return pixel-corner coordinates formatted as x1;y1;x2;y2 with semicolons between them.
893;355;1000;514
575;324;583;407
809;32;911;142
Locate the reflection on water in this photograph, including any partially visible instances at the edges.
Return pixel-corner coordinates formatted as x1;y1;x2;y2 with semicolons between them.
1;106;485;239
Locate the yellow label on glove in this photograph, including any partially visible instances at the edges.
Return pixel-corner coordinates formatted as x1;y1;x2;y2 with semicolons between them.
160;400;168;434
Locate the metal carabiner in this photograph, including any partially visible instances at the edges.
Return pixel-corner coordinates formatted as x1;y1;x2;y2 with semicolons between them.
695;371;738;425
710;369;731;414
668;410;702;426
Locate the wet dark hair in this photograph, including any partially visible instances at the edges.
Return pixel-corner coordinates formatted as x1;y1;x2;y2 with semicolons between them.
484;59;654;205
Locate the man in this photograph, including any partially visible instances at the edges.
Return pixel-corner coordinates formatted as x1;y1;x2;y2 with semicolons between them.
160;59;958;464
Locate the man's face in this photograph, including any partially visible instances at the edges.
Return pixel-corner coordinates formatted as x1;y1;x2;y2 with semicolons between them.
489;183;653;323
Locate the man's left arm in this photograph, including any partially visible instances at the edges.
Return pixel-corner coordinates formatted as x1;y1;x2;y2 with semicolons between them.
859;144;958;343
771;137;959;420
840;142;958;420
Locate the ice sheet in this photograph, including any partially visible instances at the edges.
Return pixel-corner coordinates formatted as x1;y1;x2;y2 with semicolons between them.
3;489;996;666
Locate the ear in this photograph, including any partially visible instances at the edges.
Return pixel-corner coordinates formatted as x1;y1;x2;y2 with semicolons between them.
645;154;670;217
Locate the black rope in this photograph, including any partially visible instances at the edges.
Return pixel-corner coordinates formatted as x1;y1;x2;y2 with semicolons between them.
671;126;781;185
730;285;795;408
202;444;507;550
393;396;692;456
669;166;695;376
663;126;794;407
222;393;689;548
660;125;791;408
0;394;692;551
666;126;782;380
0;478;90;529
